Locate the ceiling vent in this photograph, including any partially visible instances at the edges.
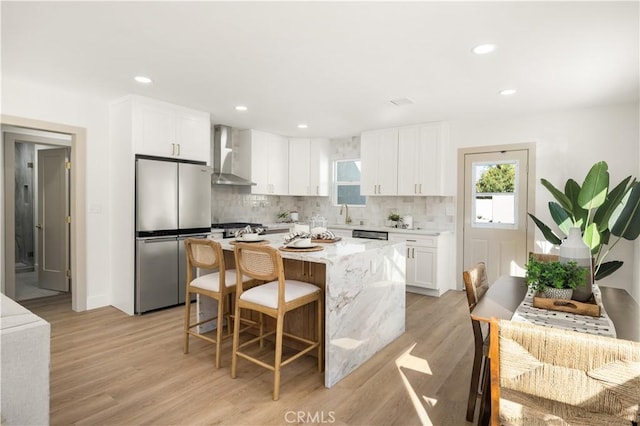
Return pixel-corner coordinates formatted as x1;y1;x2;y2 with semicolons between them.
389;97;415;106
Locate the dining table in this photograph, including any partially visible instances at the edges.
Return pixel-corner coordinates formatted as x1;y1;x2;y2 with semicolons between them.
470;275;640;425
470;275;640;342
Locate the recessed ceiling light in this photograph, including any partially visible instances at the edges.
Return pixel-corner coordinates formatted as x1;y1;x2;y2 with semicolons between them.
472;44;497;55
134;75;153;84
500;89;517;96
297;124;308;129
235;105;248;111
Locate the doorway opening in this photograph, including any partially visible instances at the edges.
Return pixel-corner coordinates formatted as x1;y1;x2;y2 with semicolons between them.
7;133;71;301
2;116;87;312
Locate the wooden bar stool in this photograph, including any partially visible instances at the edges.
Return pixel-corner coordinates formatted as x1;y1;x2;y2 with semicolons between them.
183;238;252;368
231;243;323;400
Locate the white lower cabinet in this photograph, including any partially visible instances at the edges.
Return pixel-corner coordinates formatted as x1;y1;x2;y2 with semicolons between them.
408;245;437;289
390;232;453;296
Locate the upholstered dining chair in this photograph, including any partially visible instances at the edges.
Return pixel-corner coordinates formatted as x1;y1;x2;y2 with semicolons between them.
183;238;253;368
489;318;640;425
231;243;323;401
463;262;490;422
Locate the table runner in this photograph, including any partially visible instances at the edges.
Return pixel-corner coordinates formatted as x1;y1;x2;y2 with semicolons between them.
511;284;617;338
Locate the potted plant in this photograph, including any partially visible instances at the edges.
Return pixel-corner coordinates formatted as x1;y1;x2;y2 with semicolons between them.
528;161;640;281
525;257;587;300
277;211;289;223
388;213;401;228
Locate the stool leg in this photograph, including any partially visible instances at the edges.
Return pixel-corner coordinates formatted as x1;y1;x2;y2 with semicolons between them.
183;291;192;354
259;312;264;348
215;295;224;369
317;297;323;372
231;302;241;379
273;313;285;401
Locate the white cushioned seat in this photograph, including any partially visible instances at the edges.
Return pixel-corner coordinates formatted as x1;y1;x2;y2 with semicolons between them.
190;269;250;292
240;280;320;309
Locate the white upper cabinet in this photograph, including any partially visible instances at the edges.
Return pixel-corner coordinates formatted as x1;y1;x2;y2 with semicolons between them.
310;138;330;196
240;130;289;195
360;128;398;196
363;121;451;197
132;96;210;163
397;122;449;196
289;138;330;196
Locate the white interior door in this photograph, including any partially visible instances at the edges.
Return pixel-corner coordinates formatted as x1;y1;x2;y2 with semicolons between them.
37;147;70;292
463;149;529;284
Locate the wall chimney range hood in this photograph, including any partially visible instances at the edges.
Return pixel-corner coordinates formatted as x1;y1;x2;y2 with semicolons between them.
212;124;255;186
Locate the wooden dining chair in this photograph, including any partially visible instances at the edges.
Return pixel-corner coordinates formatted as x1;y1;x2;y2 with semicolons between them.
462;262;490;422
183;238;253;368
489;318;640;425
231;243;323;400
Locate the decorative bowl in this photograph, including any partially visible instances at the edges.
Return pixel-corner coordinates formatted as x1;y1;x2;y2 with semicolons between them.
241;233;262;241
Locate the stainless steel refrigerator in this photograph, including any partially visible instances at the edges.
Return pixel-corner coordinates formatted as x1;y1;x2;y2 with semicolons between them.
135;156;212;314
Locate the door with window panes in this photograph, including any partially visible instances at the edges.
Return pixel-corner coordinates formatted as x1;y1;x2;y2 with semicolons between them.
463;149;529;284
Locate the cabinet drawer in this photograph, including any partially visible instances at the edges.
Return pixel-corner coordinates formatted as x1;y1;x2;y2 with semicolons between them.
404;236;437;247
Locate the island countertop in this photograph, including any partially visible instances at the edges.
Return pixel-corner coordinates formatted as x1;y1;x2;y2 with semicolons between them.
204;234;406;388
218;235;396;264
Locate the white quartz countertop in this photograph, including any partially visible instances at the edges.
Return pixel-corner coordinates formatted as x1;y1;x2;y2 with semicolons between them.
327;223;450;236
219;234;403;264
261;222;451;236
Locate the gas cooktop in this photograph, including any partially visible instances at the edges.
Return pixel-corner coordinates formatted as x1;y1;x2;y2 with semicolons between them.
211;222;262;229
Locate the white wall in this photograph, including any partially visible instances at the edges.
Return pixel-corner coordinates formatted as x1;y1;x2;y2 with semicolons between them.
2;77;112;309
2;76;638;306
450;103;640;302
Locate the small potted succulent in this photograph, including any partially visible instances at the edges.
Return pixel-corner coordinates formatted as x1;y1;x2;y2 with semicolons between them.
525;257;587;300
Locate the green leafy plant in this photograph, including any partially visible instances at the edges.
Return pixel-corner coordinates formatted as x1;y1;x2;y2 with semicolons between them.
525;258;587;293
528;161;640;280
388;213;401;221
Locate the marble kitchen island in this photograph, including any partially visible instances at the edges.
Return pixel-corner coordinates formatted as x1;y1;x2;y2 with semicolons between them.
200;235;406;388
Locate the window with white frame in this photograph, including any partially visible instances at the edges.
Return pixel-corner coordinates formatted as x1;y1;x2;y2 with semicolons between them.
471;160;518;228
334;159;366;206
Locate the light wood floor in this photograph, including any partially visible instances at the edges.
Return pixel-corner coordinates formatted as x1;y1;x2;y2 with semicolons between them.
22;290;477;425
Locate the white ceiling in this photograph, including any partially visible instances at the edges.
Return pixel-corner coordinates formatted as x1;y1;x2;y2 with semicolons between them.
2;1;638;138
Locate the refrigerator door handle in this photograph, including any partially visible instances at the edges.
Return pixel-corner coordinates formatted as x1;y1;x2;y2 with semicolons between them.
138;236;177;243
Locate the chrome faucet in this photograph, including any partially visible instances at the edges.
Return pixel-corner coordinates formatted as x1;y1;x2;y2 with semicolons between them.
340;204;352;224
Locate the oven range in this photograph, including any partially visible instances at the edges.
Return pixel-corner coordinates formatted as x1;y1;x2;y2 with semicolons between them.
211;222;264;238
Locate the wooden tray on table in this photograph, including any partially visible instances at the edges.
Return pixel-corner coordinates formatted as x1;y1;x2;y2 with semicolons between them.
533;294;601;317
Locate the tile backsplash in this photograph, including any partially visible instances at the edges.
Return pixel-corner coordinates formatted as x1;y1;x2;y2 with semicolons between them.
211;135;455;230
211;186;454;230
